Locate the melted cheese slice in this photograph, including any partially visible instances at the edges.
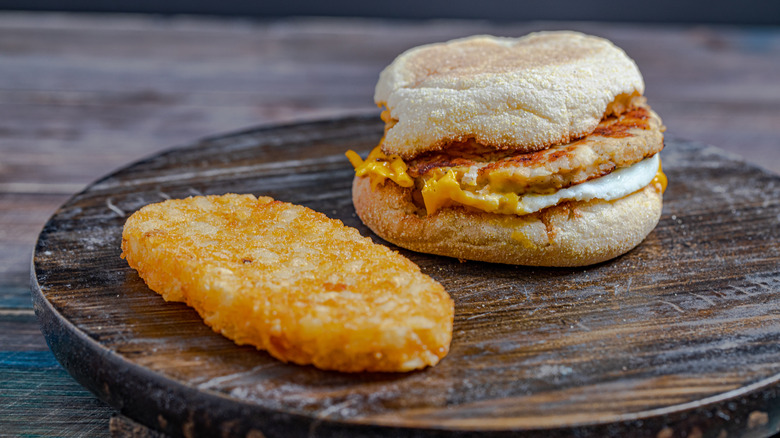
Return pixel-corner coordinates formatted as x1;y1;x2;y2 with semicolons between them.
347;147;665;216
346;147;414;190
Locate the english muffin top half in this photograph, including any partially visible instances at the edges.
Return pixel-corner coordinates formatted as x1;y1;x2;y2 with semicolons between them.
375;31;646;159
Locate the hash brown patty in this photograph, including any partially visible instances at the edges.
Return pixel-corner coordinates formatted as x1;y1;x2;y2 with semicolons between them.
121;194;453;372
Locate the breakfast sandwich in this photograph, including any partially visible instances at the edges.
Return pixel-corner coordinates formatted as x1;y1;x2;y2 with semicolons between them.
348;31;667;267
121;194;453;372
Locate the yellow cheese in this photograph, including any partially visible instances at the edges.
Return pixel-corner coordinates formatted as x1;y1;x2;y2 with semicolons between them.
422;171;526;216
346;147;414;190
652;161;668;193
348;146;666;216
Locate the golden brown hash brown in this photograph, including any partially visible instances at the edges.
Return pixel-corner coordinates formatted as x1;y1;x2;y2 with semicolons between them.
121;194;453;372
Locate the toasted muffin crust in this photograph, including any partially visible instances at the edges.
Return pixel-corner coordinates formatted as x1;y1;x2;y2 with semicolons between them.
376;32;644;159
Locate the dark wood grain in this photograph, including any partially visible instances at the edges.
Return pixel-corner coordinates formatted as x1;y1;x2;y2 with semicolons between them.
32;115;780;438
0;349;112;435
2;12;780;437
110;415;168;438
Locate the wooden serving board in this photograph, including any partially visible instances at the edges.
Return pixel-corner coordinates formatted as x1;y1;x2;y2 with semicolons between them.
32;116;780;438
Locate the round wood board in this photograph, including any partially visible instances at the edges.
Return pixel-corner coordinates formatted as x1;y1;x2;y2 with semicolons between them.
32;115;780;438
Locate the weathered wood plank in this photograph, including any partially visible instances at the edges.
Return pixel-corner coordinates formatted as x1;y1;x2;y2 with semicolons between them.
2;12;780;437
0;311;48;350
0;193;70;309
0;350;114;437
0;14;777;188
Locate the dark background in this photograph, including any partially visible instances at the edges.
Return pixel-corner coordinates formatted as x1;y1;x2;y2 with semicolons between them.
1;0;779;25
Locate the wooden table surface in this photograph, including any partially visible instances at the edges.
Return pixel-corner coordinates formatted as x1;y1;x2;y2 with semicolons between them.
2;12;779;437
